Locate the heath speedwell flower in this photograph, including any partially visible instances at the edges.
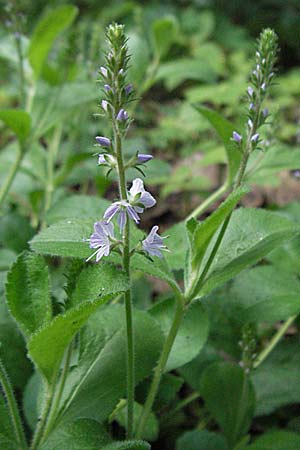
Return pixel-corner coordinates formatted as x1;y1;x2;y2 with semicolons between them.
128;178;156;213
142;226;168;258
86;221;114;262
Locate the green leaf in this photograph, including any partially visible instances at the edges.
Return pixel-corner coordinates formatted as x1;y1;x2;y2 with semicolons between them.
201;362;255;448
70;263;129;307
30;219;94;258
0;393;19;450
131;253;179;291
28;5;78;78
163;222;189;271
6;251;52;338
59;306;163;423
228;265;300;324
40;419;111;450
0;212;34;254
45;195;110;225
199;208;300;297
194;105;241;183
28;294;116;384
251;339;300;416
152;16;178;60
150;298;209;371
246;431;300;449
115;401;158;442
176;430;228;450
189;186;249;272
0;110;31;144
102;441;150;450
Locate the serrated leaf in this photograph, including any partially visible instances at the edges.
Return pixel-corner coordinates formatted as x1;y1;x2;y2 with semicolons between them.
199;208;300;296
194;105;241;183
228;266;300;324
0;393;20;450
30;219;94;258
246;431;300;449
6;252;51;339
59;306;163;423
40;418;110;450
28;5;78;78
131;253;179;291
150;298;209;371
201;362;255;448
70;263;129;307
0;110;31;144
152;16;178;60
28;294;115;384
102;441;150;450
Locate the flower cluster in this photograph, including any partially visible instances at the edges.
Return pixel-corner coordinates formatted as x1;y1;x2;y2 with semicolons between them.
86;24;167;262
231;29;278;152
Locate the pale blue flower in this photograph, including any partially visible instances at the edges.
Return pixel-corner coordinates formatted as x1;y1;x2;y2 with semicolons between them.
232;131;242;144
137;153;153;164
86;221;114;262
251;133;260;143
116;109;129;121
104;200;140;229
100;66;108;77
96;136;111;147
142;226;167;258
128;178;156;213
125;84;133;95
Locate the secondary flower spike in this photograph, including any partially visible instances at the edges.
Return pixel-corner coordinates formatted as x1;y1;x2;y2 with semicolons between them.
142;226;167;258
86;221;114;262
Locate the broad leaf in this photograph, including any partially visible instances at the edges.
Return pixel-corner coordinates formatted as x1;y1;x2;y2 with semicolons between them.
163;222;189;271
28;5;78;78
150;298;209;371
228;266;300;324
199;208;299;296
28;294;117;384
246;431;300;449
70;263;129;307
152;16;178;60
0;110;31;144
30;219;94;258
201;362;255;448
59;306;164;423
40;419;110;450
102;441;150;450
6;251;52;338
176;430;228;450
194;105;241;183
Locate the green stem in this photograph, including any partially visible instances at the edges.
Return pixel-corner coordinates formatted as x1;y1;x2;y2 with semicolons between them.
41;125;63;228
15;34;25;107
253;315;297;369
161;391;200;425
136;294;185;439
0;144;24;210
114;125;134;438
0;358;27;449
40;344;73;443
186;183;228;221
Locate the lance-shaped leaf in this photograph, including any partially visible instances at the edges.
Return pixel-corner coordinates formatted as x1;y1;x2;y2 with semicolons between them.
152;16;178;60
6;251;52;339
28;4;78;78
198;208;300;297
0;110;31;144
246;431;300;449
102;441;150;450
0;393;20;450
194;105;241;183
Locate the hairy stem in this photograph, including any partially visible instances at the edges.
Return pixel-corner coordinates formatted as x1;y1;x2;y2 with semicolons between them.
0;144;24;210
15;33;25;107
114;125;134;438
186;183;228;221
0;358;27;449
253;316;297;369
136;293;185;439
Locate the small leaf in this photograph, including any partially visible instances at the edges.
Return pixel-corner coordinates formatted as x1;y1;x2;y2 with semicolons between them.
152;16;178;60
201;362;255;448
28;294;116;384
150;298;209;371
28;5;78;78
102;441;151;450
246;431;300;449
40;419;111;450
194;105;241;183
6;251;52;338
0;110;31;144
176;430;228;450
131;253;179;291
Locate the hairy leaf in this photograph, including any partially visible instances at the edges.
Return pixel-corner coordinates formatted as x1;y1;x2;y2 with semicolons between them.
0;110;31;144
